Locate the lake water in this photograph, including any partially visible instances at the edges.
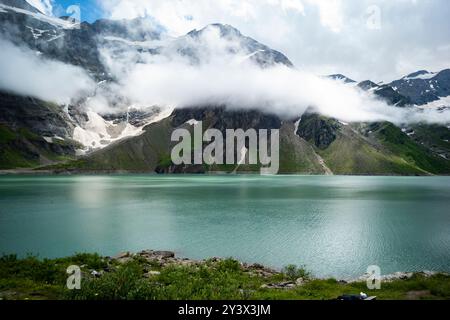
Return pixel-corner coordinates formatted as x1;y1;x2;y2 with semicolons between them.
0;175;449;279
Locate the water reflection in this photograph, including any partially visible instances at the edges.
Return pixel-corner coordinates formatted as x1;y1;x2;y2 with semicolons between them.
0;175;449;278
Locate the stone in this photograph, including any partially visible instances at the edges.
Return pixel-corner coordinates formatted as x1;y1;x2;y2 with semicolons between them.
144;270;161;278
112;252;131;260
296;277;306;286
153;251;175;259
91;270;102;278
249;263;265;270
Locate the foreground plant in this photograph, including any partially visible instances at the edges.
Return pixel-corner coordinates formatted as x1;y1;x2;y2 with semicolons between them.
1;253;449;300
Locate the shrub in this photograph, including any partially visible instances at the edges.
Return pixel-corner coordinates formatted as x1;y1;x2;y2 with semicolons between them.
282;265;311;281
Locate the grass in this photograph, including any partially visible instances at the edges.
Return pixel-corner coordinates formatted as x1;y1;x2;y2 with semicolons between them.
1;254;449;300
375;123;450;174
0;124;79;170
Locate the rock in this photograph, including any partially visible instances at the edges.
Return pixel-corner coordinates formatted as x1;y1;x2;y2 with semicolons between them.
296;111;341;149
210;257;223;262
249;263;265;270
112;252;131;260
153;251;175;259
420;270;438;277
296;277;306;286
144;271;161;278
382;272;413;282
112;252;133;264
260;281;296;290
91;270;102;278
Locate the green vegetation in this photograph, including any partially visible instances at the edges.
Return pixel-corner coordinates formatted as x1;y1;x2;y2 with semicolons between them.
0;125;40;169
1;254;449;300
375;123;450;174
0;124;79;170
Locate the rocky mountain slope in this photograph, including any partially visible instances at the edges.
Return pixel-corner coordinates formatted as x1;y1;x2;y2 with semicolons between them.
0;0;449;174
389;70;450;105
54;106;449;175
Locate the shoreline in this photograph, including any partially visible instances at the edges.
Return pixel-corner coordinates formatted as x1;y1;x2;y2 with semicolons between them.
2;249;450;300
1;169;449;177
104;250;450;283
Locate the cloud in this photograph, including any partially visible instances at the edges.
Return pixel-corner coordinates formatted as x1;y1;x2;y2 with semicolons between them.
26;0;53;15
0;38;95;104
94;26;450;125
99;0;450;82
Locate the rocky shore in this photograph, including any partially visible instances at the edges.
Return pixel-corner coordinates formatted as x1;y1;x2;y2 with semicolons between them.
2;249;450;300
100;249;446;289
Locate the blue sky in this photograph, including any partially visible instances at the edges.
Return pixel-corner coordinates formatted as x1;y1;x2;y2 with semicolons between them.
52;0;104;22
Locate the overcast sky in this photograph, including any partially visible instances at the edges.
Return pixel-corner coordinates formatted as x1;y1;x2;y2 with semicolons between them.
33;0;450;83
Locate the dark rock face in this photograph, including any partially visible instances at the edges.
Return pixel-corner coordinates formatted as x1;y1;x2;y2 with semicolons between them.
0;6;106;78
0;91;77;168
373;85;411;107
389;69;450;105
296;112;341;149
358;80;379;91
358;81;411;107
0;91;73;138
327;74;356;83
154;106;283;174
102;107;161;126
172;106;282;132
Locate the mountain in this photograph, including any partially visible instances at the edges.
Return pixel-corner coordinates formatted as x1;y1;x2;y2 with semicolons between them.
0;0;42;13
50;106;450;175
327;74;356;84
0;1;294;154
0;91;80;169
182;24;293;67
357;80;412;107
0;2;449;174
389;69;450;105
327;75;411;106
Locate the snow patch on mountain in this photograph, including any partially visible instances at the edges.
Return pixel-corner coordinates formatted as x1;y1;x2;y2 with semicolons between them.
0;4;77;29
25;0;52;15
103;36;171;49
421;95;450;110
73;110;142;154
404;71;437;81
72;107;174;154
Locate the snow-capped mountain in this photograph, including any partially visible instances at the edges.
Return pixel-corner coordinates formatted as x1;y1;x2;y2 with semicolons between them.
0;1;164;154
389;69;450;105
2;0;42;13
0;0;294;157
0;0;449;173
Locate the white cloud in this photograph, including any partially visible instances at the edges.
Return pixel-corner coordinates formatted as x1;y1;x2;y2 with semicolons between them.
307;0;343;33
99;0;450;82
94;26;450;125
26;0;53;15
0;38;95;104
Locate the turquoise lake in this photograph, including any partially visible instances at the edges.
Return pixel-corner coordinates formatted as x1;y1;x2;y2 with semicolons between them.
0;175;449;279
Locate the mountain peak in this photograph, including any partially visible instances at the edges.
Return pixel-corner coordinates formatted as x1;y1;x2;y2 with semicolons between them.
327;74;356;83
358;80;378;90
187;23;242;39
403;70;437;80
404;70;430;78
